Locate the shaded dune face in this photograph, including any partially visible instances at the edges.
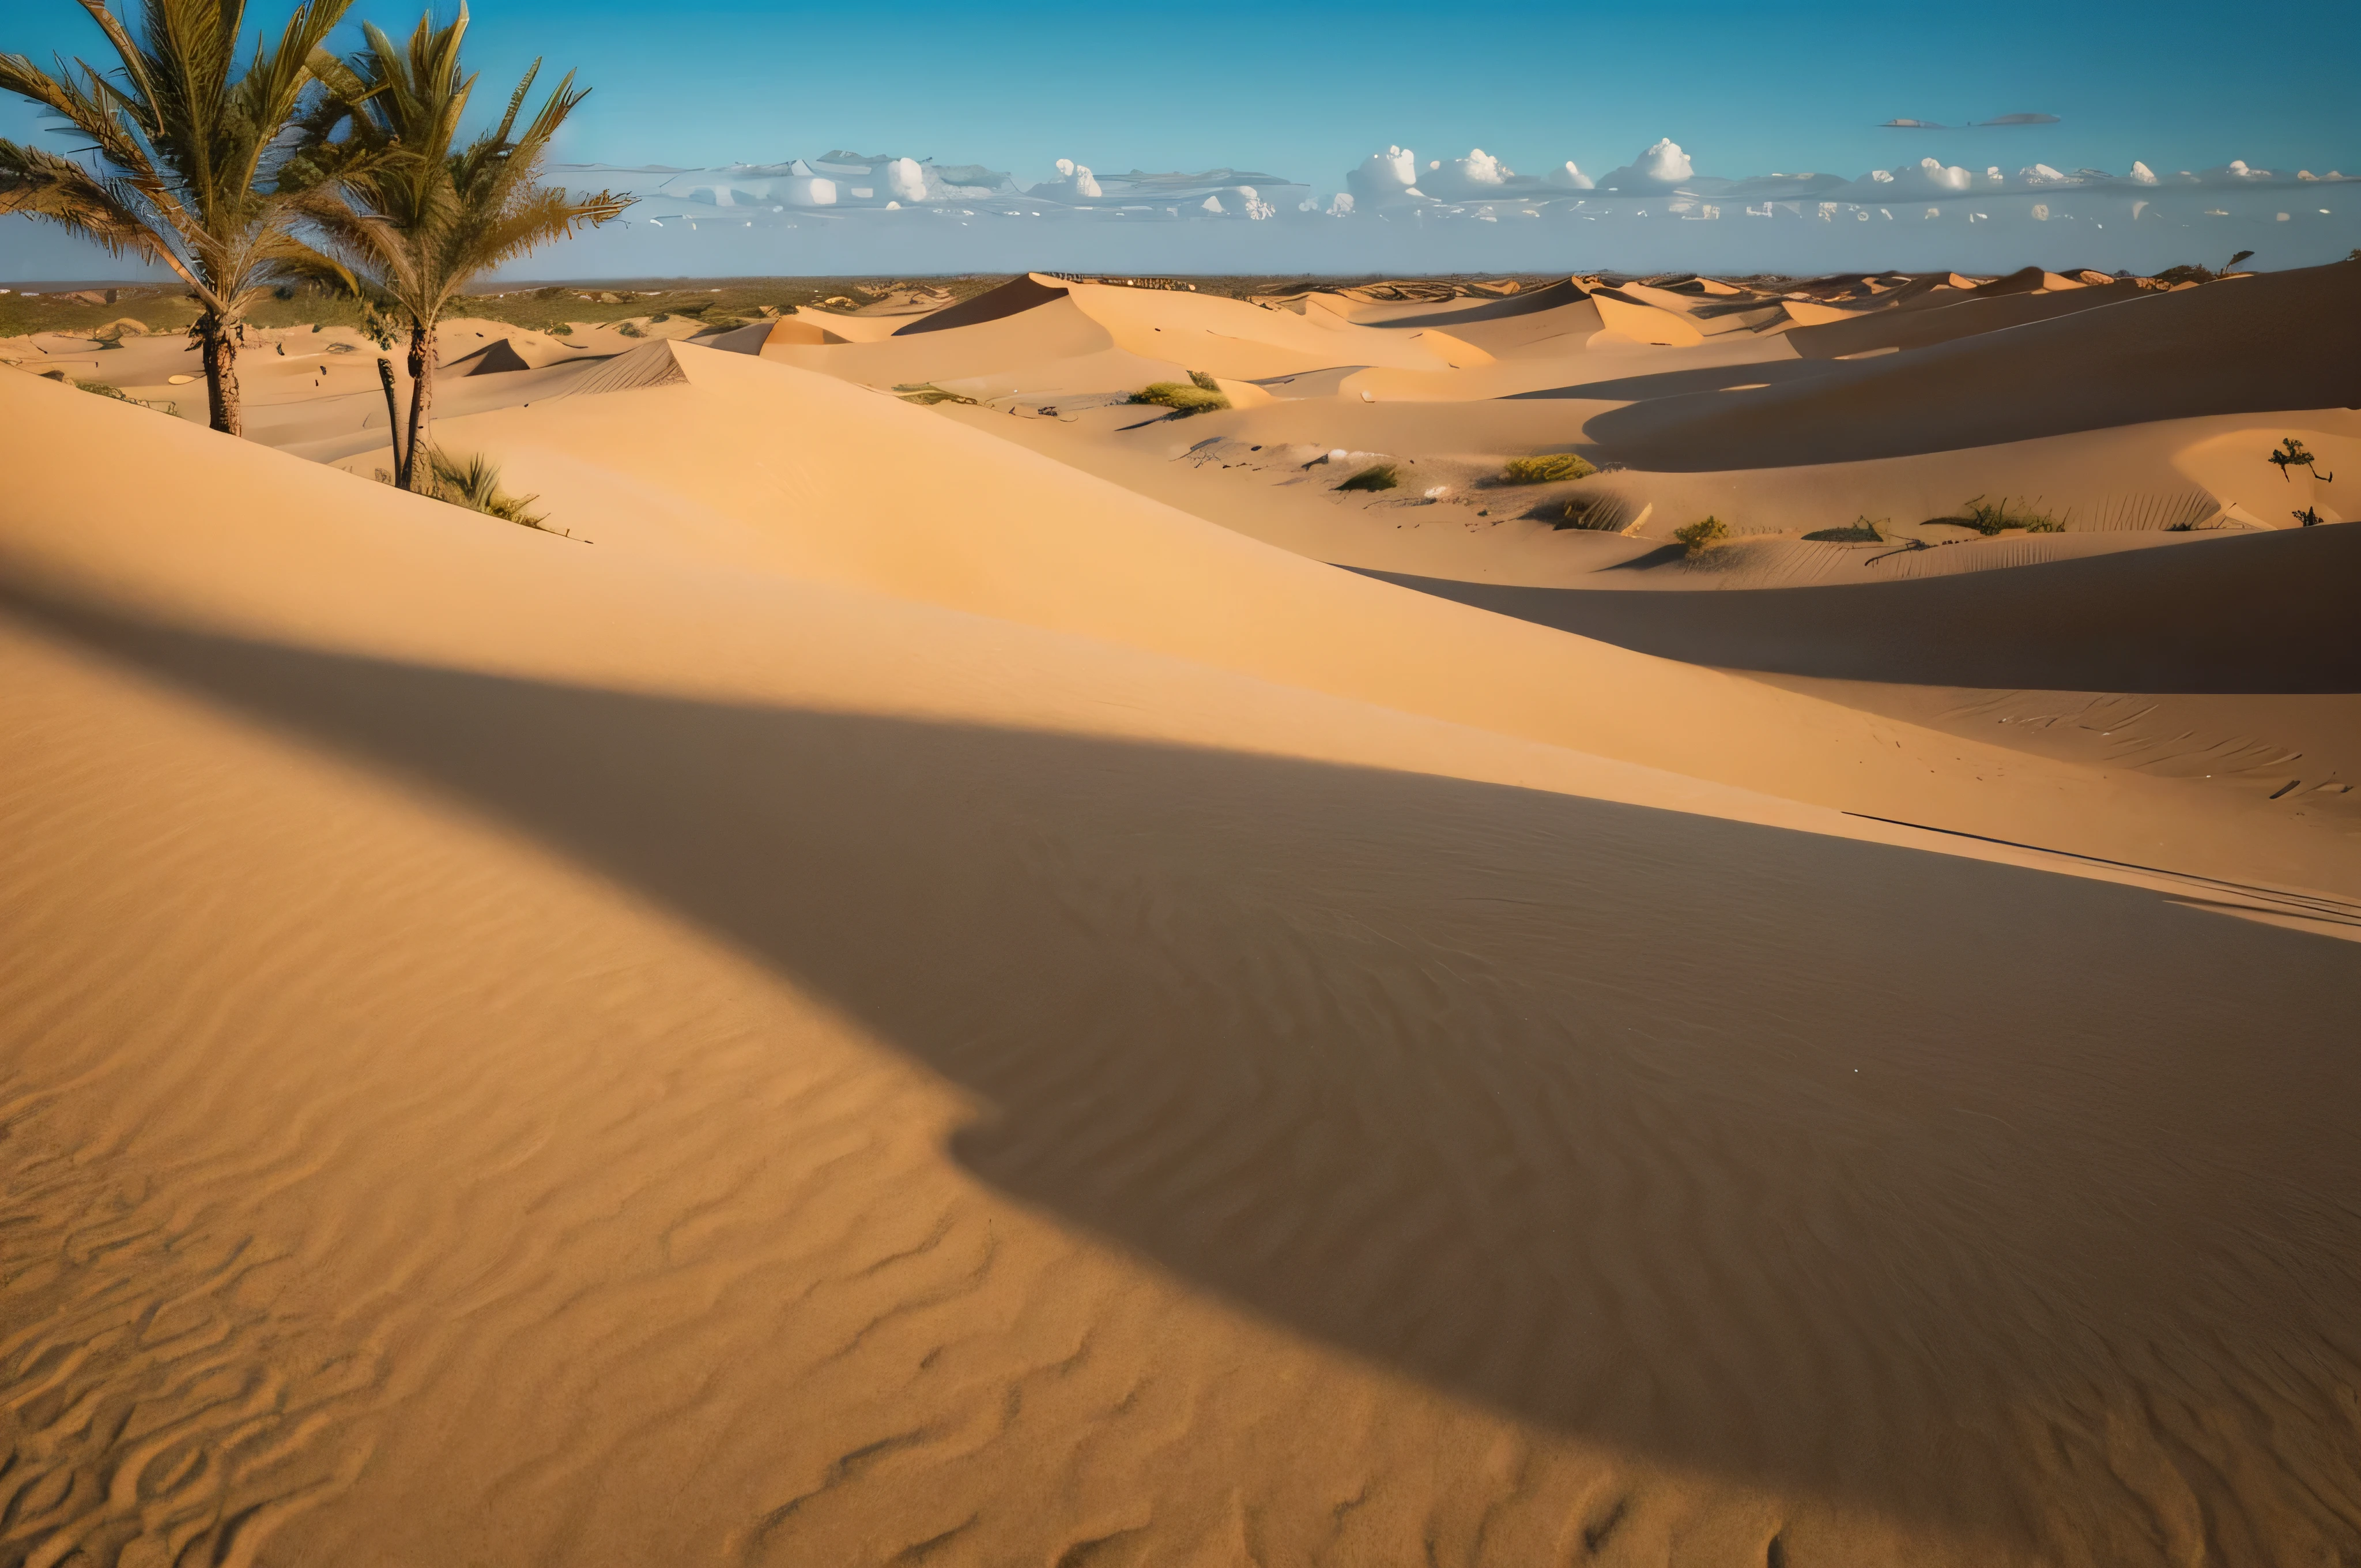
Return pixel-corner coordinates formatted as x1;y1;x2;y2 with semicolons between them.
1352;520;2361;693
10;590;2361;1565
1583;267;2361;469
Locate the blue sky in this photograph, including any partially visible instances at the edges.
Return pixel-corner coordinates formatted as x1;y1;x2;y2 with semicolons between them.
3;0;2356;193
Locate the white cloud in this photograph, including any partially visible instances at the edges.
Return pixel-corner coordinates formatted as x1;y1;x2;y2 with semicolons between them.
2018;164;2072;185
1327;192;1355;215
1636;138;1693;183
1039;159;1102;199
1547;161;1594;189
1453;149;1512;187
886;157;926;203
1350;145;1416;199
2128;161;2158;185
1215;186;1276;219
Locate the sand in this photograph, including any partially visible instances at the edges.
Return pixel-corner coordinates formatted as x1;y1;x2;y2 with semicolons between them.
5;259;2360;1567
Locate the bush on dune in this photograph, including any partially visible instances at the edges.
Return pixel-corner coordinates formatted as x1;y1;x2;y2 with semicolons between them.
1336;463;1399;492
379;448;555;532
1927;495;2064;535
1674;515;1728;555
1131;377;1228;414
1501;453;1598;484
894;383;977;405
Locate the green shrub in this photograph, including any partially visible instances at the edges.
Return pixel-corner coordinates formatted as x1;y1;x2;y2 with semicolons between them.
2270;436;2332;482
650;312;670;323
615;320;645;338
1187;369;1223;393
423;448;549;530
74;378;127;399
1928;495;2063;535
1502;453;1598;484
1131;380;1228;414
548;322;572;336
1336;462;1399;492
1674;515;1728;555
1802;516;1884;542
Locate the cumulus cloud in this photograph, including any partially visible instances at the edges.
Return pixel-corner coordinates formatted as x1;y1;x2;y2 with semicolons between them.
2128;161;2159;185
1452;149;1512;187
1043;158;1102;199
1597;138;1694;193
885;157;926;203
1214;185;1277;219
1547;160;1594;189
1636;138;1693;182
1327;192;1355;216
2017;163;2072;185
1890;157;1973;194
1347;145;1420;202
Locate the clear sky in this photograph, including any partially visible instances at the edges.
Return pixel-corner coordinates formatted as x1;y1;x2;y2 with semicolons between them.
3;0;2357;197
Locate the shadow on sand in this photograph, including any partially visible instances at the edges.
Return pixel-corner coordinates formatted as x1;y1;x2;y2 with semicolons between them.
13;586;2361;1557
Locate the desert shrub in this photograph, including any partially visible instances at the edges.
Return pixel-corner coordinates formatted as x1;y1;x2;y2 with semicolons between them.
421;448;550;530
2269;436;2333;482
615;320;645;338
2294;507;2325;527
1187;369;1223;393
1929;495;2063;535
1502;453;1598;484
1674;515;1728;555
1802;516;1884;542
74;378;128;399
893;383;977;405
1131;380;1228;414
650;312;670;323
548;322;572;335
1336;462;1399;492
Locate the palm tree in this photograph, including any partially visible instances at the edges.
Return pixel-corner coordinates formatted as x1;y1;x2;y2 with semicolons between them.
0;0;357;434
298;7;628;489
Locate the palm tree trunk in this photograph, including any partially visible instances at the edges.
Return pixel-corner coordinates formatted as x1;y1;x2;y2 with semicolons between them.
198;312;242;435
376;357;405;478
399;322;436;492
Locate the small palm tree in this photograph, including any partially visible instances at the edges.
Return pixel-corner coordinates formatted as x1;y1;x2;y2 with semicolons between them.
0;0;357;434
297;6;628;489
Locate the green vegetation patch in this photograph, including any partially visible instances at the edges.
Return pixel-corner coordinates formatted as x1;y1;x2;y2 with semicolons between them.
1501;453;1598;484
1674;515;1729;555
1131;380;1229;414
383;448;555;532
1926;496;2064;535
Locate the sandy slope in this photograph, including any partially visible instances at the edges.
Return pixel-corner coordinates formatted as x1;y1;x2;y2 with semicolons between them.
1589;265;2361;468
6;260;2361;1568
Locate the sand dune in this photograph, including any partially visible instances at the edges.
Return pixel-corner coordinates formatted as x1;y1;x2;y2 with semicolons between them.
1359;519;2361;693
7;257;2361;1568
1590;263;2361;468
